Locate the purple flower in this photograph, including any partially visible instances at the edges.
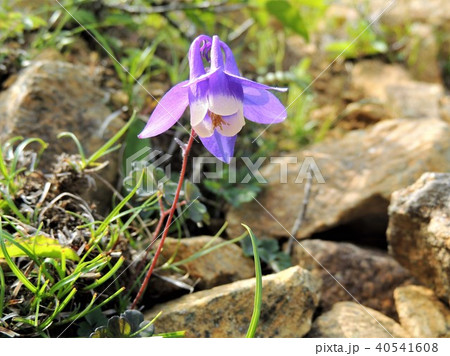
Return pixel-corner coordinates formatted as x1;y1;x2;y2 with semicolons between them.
138;34;287;163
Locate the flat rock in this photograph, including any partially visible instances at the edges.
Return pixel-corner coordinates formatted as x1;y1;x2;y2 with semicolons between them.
227;118;450;241
161;236;254;289
387;172;450;304
0;60;121;166
0;60;122;212
394;285;450;338
145;266;321;337
309;302;410;338
292;240;415;317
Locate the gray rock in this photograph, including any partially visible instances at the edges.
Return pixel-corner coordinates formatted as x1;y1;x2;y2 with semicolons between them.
0;60;122;211
145;266;321;337
387;172;450;304
0;60;121;168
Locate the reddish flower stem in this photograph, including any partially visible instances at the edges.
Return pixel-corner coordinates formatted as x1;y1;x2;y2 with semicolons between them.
131;130;195;309
135;199;186;275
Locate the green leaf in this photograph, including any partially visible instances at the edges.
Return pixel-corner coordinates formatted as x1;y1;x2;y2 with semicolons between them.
187;200;208;223
163;181;178;205
270;251;292;272
240;234;291;272
107;316;132;337
0;235;79;261
266;0;309;40
122;118;148;174
242;225;262;338
184;180;201;202
121;310;144;332
90;326;110;338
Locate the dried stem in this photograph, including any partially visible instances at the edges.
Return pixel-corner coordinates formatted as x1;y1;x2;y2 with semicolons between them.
131;130;196;309
285;166;313;256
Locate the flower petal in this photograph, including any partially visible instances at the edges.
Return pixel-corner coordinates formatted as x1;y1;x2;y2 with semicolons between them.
199;131;236;164
225;71;288;92
193;114;214;138
208;70;243;116
189;80;209;126
138;81;189;138
217;107;245;136
243;86;287;124
183;67;220;88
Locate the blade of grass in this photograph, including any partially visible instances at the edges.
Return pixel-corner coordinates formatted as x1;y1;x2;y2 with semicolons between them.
0;220;37;294
129;311;162;338
34;280;49;327
57;292;96;324
0;225;41;265
0;265;5;319
95;167;144;237
1;193;27;222
0;145;10;179
156;330;186;338
84;110;136;167
10;138;48;173
83;256;124;290
39;287;77;331
242;224;262;338
202;221;229;250
57;132;86;165
164;232;248;269
62;286;127;328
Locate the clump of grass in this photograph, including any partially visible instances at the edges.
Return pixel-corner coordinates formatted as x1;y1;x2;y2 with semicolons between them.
0;112;163;337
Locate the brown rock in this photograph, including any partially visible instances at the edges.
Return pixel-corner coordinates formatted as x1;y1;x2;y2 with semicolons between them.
386;82;444;119
440;96;450;124
227;118;450;241
145;266;321;337
335;101;391;130
292;240;415;317
394;285;450;338
0;60;121;166
0;60;122;212
348;60;443;118
387;172;450;303
309;302;410;338
160;236;254;289
348;60;412;103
